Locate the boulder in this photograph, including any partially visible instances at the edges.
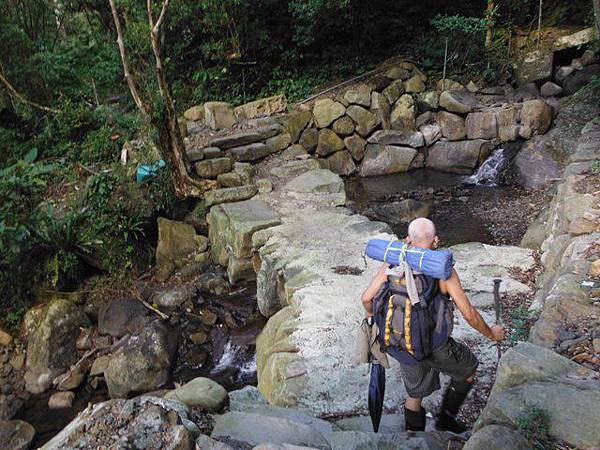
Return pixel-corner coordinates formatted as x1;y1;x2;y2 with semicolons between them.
210;128;280;150
266;133;292;154
515;50;553;86
419;123;442;146
207;199;281;265
367;130;424;148
149;284;197;309
390;94;415;131
331;116;355;136
359;144;417;177
40;397;195;450
234;94;287;120
415;111;433;129
384;66;411;80
476;342;600;449
0;329;12;347
203;147;224;159
366;200;431;225
105;321;178;398
165;377;228;411
553;27;597;51
370;91;391;130
0;420;35;450
417;91;440;111
466;80;479;93
540;81;563;97
312;99;346;128
299;128;318;153
270;160;321;178
509;137;560;189
24;299;90;394
464;425;530;450
519;99;553;139
436;79;464;91
382;80;404;105
439;90;480;114
156;218;204;269
343;84;372;107
426;140;492;174
495;105;521;142
344;134;367;161
229;143;271;162
554;66;575;84
184;105;204;122
56;367;86;391
285;170;344;194
316;129;344;157
282;144;308;161
98;298;151;338
346;106;380;137
227;254;255;284
185;148;204;163
195;157;232;178
217;172;242;188
435;111;466;141
204;102;236;130
327;151;356;176
562;64;600;95
277;110;312;144
465;110;498;140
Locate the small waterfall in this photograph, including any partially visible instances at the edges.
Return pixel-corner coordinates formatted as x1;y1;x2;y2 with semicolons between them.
464;148;508;186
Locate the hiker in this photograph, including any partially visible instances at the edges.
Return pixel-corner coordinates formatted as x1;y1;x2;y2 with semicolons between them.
361;217;505;433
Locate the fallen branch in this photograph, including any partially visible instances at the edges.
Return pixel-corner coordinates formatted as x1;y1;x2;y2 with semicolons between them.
0;71;58;113
139;297;170;320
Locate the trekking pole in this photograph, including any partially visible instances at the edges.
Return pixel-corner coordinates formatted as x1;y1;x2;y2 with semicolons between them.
493;278;502;361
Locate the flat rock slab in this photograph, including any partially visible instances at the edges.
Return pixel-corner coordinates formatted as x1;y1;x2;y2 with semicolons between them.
329;430;455;450
210;126;280;149
285;170;344;194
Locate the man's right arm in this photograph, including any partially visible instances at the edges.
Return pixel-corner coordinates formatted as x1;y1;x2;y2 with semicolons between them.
441;269;505;341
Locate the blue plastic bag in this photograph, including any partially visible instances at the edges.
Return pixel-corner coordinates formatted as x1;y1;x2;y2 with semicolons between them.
136;160;166;183
365;239;454;280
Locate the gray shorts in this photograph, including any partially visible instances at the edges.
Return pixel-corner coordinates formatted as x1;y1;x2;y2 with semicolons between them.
398;338;479;398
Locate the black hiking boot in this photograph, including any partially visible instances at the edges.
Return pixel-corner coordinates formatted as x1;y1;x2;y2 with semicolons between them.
404;407;426;432
435;380;472;434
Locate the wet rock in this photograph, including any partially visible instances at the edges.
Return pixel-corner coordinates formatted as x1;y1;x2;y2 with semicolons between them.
285;170;344;195
343;84;372;107
299;128;318;153
205;185;259;208
519;99;553;139
344;134;367;161
227;255;255;284
165;377;228;411
105;321;179;398
476;342;600;449
390;94;415;131
359;144;417;177
195;157;233;178
270;160;321;178
382;80;404;105
326;151;356;176
331;116;355;136
40;396;195;450
48;391;74;409
346;105;380;137
184;105;204;122
509;137;560;189
367;130;424;148
205;102;236;130
562;64;600;95
366;199;431;225
434;111;465;141
157;218;205;269
465;110;498;140
150;284;197;309
316;129;344;157
0;420;35;450
439;90;480;114
282;145;308;161
540;81;563;97
0;329;12;347
464;425;530;450
277;110;312;144
419;123;442;146
312;99;346;128
98;297;150;338
427;139;493;174
266;133;292;154
515;50;553;86
24;299;90;394
235;94;287;120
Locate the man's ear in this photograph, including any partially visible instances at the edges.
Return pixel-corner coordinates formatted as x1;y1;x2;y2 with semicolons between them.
433;236;439;248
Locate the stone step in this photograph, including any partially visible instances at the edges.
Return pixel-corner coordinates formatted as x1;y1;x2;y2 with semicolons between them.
204;185;258;208
210;125;281;149
228;142;271;162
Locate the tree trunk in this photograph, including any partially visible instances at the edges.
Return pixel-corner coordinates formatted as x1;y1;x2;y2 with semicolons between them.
485;0;495;48
593;0;600;43
537;0;543;49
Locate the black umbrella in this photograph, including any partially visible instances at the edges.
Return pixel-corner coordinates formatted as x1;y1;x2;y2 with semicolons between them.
368;359;385;432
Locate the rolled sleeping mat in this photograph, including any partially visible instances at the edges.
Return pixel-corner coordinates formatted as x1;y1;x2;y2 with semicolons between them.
365;239;454;280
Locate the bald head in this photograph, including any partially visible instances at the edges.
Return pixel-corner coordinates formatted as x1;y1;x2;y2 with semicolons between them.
407;218;437;248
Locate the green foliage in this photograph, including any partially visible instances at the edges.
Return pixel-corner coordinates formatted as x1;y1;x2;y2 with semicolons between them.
507;306;536;344
431;14;490;35
517;405;551;449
